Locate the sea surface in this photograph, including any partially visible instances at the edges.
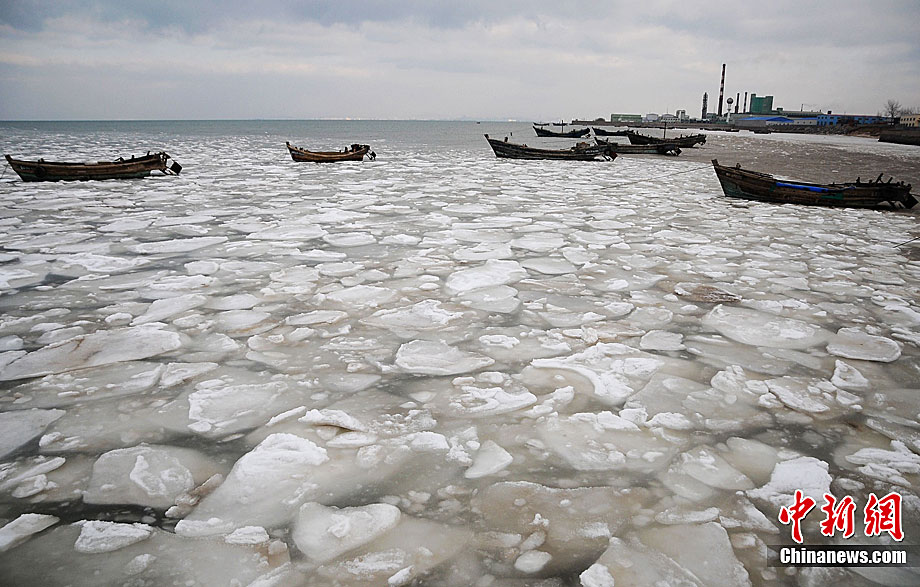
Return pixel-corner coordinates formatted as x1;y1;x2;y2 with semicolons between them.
0;120;919;586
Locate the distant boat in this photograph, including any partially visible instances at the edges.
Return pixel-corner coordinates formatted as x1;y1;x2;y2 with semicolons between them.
485;134;615;161
533;125;591;138
594;138;681;156
286;142;375;162
626;131;706;148
711;159;916;209
4;152;180;182
592;127;630;137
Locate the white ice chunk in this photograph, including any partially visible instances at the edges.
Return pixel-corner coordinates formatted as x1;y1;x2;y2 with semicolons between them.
130;237;228;254
747;456;831;508
445;260;526;293
73;521;153;553
293;502;401;563
131;294;207;325
0;409;66;459
84;444;222;508
395;340;493;375
326;285;397;308
248;225;326;241
0;514;59;553
639;330;685;351
830;360;870;390
531;343;663;405
363;300;462;336
465;440;513;478
521;257;577;275
826;327;901;362
0;326;182;381
160;362;219;388
844;440;920;487
224;526;270;545
703;304;831;349
175;433;328;533
323;232;377;247
514;550;552;573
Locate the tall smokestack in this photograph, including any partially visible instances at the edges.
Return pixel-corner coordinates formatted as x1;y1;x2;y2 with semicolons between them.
702;92;708;119
743;92;748;113
735;92;740;114
718;63;726;117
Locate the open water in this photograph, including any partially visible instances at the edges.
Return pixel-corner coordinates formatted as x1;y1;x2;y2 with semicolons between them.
0;120;919;586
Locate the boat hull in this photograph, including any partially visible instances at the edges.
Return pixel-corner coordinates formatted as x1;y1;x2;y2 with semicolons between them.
595;139;681;156
626;131;706;148
592;127;629;137
533;126;591;138
711;159;917;209
5;153;172;182
486;136;615;161
286;142;371;162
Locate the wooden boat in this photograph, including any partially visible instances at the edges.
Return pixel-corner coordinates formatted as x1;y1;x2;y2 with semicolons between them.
286;142;375;162
4;152;180;182
595;138;681;156
533;125;591;138
485;135;615;161
711;159;917;209
625;131;706;148
592;127;630;137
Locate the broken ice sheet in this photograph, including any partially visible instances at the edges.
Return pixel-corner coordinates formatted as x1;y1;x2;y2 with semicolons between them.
313;515;472;585
0;520;283;586
0;326;183;381
703;304;832;349
537;411;682;473
412;371;537;419
0;409;65;459
473;481;650;575
394;340;494;376
584;523;751;587
530;342;665;405
292;502;402;563
8;361;166;408
361;299;465;337
177;431;415;534
826;327;902;362
83;444;227;508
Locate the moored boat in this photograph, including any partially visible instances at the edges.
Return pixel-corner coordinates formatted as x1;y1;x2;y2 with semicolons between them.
485;135;615;161
594;138;681;156
532;125;591;138
711;159;916;209
4;152;180;182
625;131;706;148
286;142;375;162
592;127;630;137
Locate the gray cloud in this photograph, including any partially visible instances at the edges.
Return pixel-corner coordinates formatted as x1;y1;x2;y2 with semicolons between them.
1;1;918;120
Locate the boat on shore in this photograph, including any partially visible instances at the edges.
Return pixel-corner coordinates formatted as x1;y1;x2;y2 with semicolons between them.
592;127;630;137
4;152;180;182
594;138;681;156
711;159;916;209
626;131;706;148
286;142;375;162
485;135;615;161
533;125;591;138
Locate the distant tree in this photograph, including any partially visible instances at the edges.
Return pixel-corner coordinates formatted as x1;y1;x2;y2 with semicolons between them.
883;99;902;118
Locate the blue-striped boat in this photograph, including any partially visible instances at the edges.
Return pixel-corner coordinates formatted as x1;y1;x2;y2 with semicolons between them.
711;159;916;209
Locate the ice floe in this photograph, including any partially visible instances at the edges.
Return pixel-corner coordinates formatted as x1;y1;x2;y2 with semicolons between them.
0;326;182;381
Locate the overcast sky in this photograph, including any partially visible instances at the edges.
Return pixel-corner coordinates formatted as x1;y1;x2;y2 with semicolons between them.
1;1;918;120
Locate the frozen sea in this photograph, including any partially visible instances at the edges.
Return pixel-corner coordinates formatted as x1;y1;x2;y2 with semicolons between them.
0;120;919;586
